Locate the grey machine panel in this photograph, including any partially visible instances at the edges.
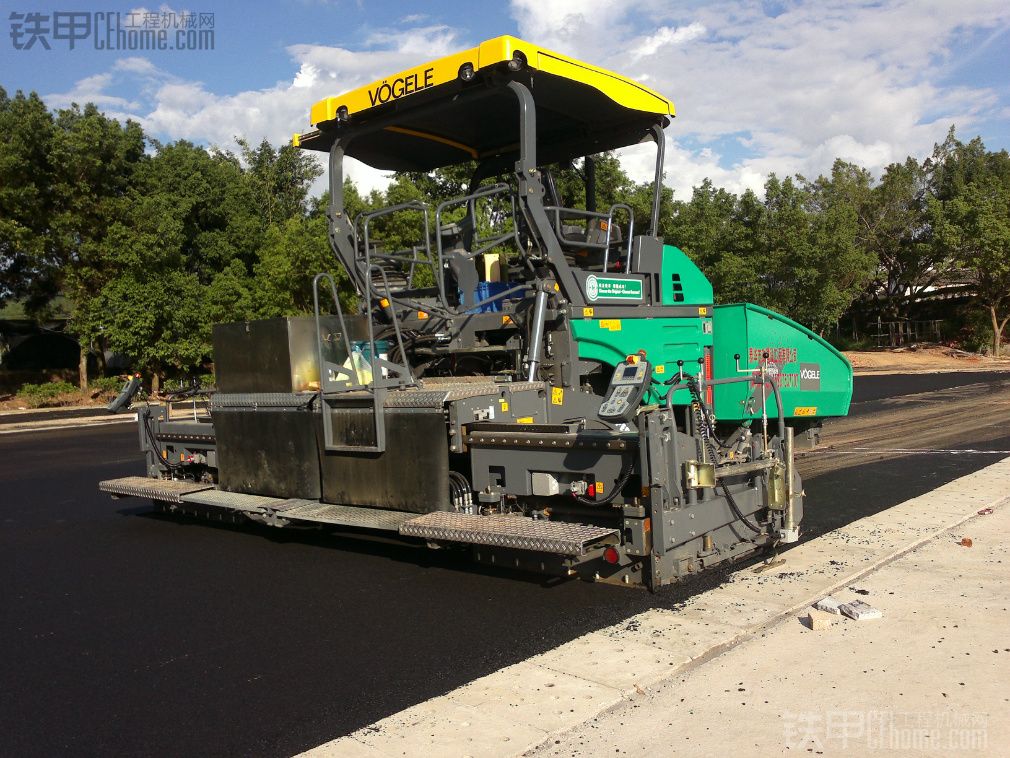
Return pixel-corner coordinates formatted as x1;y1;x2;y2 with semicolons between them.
213;316;343;394
318;407;450;513
213;404;323;500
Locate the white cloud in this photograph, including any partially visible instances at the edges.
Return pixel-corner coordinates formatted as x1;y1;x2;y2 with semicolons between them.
513;0;1010;197
630;22;707;61
42;2;1010;203
44;24;463;194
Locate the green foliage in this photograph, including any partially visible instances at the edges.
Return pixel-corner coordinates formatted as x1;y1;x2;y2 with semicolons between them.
238;137;322;224
928;130;1010;356
251;215;355;316
15;380;78;408
89;376;126;393
669;162;876;331
4;86;1008;369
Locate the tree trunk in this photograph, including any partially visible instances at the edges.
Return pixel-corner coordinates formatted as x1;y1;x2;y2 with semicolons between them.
78;343;88;390
95;337;107;378
991;306;1004;359
992;305;1009;360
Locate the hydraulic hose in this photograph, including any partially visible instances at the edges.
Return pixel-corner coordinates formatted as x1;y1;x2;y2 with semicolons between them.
574;454;634;506
684;377;763;534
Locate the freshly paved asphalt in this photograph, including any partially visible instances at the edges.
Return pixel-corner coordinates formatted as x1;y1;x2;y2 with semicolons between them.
2;371;1008;757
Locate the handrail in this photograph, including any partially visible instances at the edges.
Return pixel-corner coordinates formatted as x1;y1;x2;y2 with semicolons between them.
311;272;361;392
365;264;416;388
544;203;635;271
604;203;634;272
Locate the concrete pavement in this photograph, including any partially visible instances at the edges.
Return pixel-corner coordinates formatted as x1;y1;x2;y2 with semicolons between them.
307;458;1010;757
534;487;1009;756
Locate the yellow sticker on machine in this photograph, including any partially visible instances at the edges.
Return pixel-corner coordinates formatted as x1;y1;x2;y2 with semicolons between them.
599;319;622;331
595;481;605;494
498;399;509;412
793;406;818;416
551;387;564;405
582;307;594;317
517;416;534;424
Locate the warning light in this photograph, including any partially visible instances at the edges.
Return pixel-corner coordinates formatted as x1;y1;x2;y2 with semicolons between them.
587;483;596;497
603;546;620;564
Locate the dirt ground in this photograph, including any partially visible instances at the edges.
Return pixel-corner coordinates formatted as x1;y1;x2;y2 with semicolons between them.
797;373;1010;480
845;344;1010;374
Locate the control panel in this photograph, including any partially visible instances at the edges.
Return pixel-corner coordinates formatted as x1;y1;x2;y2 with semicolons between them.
598;357;652;423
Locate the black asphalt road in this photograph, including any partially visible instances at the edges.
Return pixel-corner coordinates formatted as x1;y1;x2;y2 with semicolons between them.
850;369;1010;404
2;371;1008;757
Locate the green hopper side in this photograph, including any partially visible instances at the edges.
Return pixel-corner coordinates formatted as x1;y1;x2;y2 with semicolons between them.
712;303;853;422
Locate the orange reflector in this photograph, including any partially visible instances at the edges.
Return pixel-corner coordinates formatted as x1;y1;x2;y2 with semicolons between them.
704;349;714;407
417;310;429;320
379;298;390;308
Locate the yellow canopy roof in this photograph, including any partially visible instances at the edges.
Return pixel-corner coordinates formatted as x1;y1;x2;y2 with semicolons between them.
308;36;673;126
295;35;675;171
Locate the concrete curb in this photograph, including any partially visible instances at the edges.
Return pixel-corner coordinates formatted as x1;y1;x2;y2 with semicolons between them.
301;457;1010;757
0;412;136;434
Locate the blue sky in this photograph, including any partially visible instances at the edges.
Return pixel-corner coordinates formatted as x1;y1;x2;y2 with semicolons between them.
2;0;1009;197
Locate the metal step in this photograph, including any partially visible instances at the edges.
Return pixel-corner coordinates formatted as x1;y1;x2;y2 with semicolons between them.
181;490;413;530
99;476;214;503
180;489;290;513
279;501;415;531
399;512;619;555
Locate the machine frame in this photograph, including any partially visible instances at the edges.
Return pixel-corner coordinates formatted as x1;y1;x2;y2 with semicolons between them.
99;36;852;590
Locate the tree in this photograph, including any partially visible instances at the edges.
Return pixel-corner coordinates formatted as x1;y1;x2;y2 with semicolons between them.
238;137;322;224
859;157;937;318
250;215;354;316
668;179;761;302
0;96;147;386
670;166;875;331
930;159;1010;356
70;138;282;389
0;89;57;310
73;194;208;392
800;161;879;330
